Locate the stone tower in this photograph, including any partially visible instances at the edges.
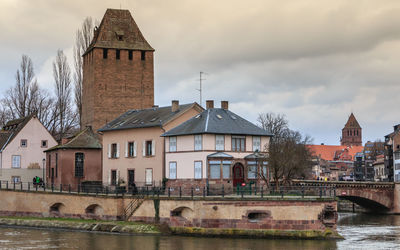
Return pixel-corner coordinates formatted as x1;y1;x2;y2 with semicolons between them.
340;113;362;146
81;9;154;131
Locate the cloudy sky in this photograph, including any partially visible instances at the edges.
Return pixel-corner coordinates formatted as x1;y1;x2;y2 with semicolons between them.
1;0;400;145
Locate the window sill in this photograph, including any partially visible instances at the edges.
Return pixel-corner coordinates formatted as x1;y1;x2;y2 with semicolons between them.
144;155;155;158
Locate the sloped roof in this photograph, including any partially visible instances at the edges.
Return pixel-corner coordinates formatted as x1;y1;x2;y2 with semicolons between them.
162;108;273;137
0;115;33;151
98;103;202;132
45;127;101;152
344;113;361;128
307;144;364;161
208;152;233;158
84;9;153;55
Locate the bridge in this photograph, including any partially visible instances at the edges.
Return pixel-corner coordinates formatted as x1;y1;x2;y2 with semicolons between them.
295;180;399;213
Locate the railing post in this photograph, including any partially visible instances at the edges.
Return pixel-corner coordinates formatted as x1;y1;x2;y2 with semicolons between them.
28;182;30;191
179;186;182;198
222;185;225;198
60;184;62;193
6;181;8;190
51;184;54;192
168;187;171;197
20;182;23;190
255;183;257;196
334;187;336;198
43;183;45;192
280;187;283;198
301;186;304;198
0;180;1;189
78;184;80;194
146;186;149;197
35;182;38;191
191;187;194;199
13;182;15;190
241;189;244;198
68;184;71;193
261;186;264;198
203;186;206;198
319;187;322;198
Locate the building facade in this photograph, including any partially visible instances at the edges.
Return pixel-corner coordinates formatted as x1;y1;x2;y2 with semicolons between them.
340;113;362;146
99;101;203;188
0;116;57;183
162;101;272;191
81;8;155;131
373;155;386;182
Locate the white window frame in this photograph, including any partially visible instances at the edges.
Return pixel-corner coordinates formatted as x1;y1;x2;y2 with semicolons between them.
194;161;202;179
12;176;21;183
169;162;177;179
145;168;153;185
12;155;21;168
169;137;177;152
194;135;202;151
215;135;225;151
252;136;261;152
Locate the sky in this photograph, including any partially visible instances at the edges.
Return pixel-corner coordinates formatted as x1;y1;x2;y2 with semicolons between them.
1;0;400;145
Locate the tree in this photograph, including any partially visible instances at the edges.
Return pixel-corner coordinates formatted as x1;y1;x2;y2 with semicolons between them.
1;55;56;129
53;50;77;139
257;112;313;187
73;17;95;128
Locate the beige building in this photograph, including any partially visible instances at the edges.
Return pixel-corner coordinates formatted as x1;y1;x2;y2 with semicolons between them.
98;101;203;187
0;115;57;183
162;101;272;190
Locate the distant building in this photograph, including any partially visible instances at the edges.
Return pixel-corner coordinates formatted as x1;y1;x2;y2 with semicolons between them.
0;115;57;183
162;100;272;190
385;125;400;182
373;155;386;182
81;8;155;132
44;127;102;190
340;113;362;146
98;101;203;188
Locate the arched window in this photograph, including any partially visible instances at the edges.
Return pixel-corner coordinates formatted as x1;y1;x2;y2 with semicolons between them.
75;153;84;177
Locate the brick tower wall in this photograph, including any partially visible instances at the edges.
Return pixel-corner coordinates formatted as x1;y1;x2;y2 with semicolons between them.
81;47;154;132
341;128;362;146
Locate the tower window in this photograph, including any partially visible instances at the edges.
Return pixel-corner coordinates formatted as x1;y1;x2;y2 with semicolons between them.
129;50;133;60
116;49;120;60
141;51;146;61
103;49;108;59
117;35;123;41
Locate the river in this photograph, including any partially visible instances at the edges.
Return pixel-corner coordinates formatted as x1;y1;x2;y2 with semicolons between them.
0;213;399;249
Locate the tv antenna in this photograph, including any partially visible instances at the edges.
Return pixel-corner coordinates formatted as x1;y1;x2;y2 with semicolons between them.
196;71;207;107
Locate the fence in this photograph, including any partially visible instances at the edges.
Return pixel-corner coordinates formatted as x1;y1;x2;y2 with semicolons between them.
0;180;336;199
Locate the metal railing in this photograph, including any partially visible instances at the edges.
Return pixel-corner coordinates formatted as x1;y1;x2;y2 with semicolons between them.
0;180;336;199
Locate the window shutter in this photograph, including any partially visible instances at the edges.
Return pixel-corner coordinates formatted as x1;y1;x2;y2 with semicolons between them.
108;144;111;158
152;140;155;156
117;170;120;184
116;143;120;158
134;142;137;157
125;142;128;157
108;170;111;184
143;141;146;156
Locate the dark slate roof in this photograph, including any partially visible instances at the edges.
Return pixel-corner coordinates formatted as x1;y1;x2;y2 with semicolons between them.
162;108;273;137
45;127;101;152
0;115;33;152
84;9;154;56
98;103;202;132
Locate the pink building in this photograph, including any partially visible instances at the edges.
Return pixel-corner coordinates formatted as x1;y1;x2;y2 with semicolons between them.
162;101;272;192
0;115;57;183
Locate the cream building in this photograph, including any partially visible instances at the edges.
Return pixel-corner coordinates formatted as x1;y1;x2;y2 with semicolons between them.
0;115;57;183
98;101;203;187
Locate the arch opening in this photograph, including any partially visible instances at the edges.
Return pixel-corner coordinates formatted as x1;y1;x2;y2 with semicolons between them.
49;203;65;213
170;206;194;220
85;204;103;216
339;196;390;213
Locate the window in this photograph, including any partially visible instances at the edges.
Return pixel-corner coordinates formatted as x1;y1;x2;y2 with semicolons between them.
128;50;133;60
216;135;225;151
145;140;153;156
103;48;108;59
20;139;27;147
248;165;257;179
232;136;245;152
12;155;21;168
12;176;21;183
41;140;48;148
141;51;146;61
222;163;230;179
111;143;118;158
194;161;202;179
169;162;177;179
194;135;202;151
395;152;400;160
145;168;153;185
127;142;136;157
253;136;261;152
395;164;400;170
116;49;120;60
75;153;84;177
210;164;220;179
396;174;400;182
111;170;117;185
169;137;177;152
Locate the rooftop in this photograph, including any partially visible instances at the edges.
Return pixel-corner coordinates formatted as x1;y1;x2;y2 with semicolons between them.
45;127;101;152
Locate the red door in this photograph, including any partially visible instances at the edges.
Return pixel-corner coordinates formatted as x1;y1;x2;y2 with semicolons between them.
233;163;244;187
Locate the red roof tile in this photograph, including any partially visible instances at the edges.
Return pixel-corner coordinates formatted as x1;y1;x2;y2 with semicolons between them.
307;145;364;161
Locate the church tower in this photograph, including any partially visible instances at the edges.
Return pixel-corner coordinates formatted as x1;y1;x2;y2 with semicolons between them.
81;9;154;131
340;113;362;146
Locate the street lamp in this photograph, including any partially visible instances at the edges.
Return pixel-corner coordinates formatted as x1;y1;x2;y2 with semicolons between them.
42;158;45;183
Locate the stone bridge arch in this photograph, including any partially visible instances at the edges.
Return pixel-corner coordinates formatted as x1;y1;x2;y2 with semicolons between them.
336;188;392;212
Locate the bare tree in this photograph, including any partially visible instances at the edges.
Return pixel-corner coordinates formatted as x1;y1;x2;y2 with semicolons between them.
53;50;77;139
258;112;313;187
73;17;95;128
0;106;11;128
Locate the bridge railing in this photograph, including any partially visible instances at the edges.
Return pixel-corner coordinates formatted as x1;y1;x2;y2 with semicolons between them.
0;180;336;199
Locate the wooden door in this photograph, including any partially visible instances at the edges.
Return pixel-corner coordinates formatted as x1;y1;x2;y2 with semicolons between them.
233;163;244;187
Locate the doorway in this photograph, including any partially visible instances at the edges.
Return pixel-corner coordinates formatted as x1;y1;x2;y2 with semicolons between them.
233;163;244;187
128;170;135;190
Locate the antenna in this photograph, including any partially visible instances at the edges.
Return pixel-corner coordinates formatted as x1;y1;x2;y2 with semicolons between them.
196;72;207;107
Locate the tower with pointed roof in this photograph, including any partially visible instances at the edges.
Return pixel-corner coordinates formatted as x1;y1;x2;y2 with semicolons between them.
340;113;362;146
81;9;154;132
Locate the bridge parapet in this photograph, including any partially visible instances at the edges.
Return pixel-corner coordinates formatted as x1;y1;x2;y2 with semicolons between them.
294;180;395;189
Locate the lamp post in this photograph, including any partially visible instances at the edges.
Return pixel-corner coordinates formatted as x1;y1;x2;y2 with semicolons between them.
42;158;45;183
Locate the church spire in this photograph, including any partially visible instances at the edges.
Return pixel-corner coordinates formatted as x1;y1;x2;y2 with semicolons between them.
340;113;362;146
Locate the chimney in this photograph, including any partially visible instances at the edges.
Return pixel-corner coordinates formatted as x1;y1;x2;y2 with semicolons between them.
171;100;179;112
206;100;214;109
221;101;229;110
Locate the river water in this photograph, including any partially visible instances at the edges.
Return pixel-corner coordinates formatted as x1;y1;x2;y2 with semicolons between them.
0;213;400;250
